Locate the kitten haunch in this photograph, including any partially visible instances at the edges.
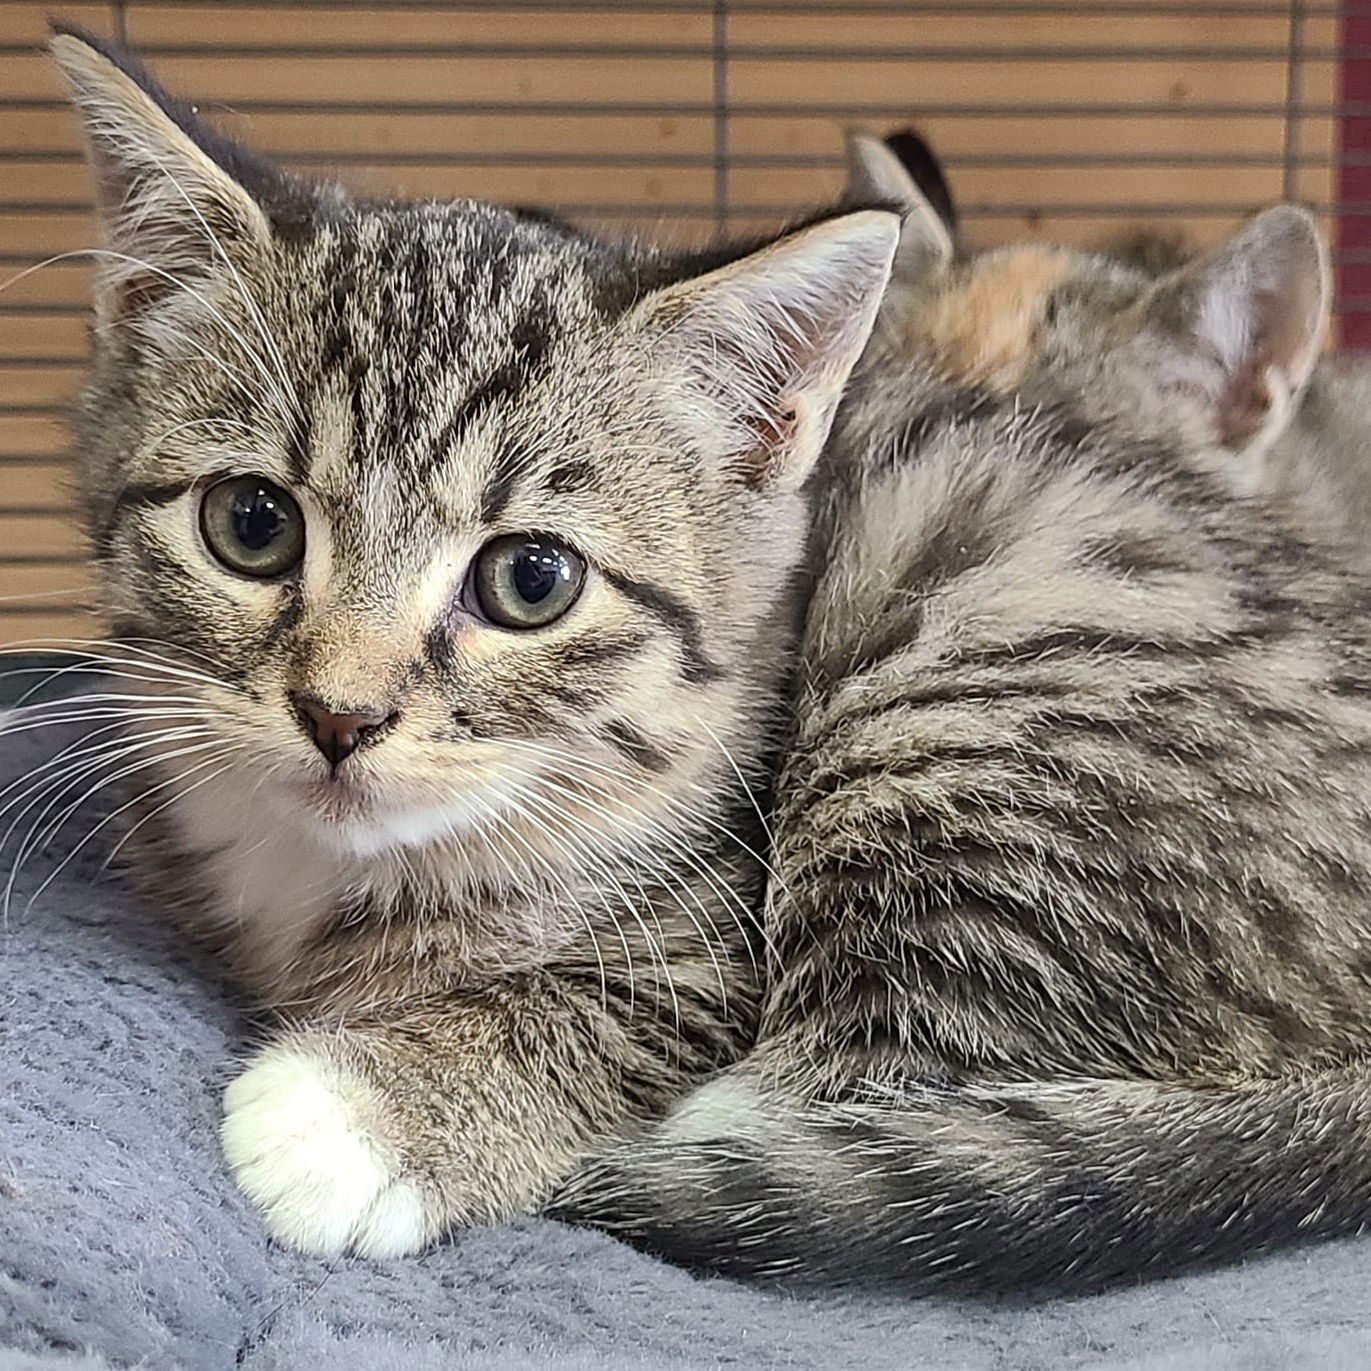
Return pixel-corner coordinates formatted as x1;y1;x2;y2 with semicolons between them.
552;146;1371;1293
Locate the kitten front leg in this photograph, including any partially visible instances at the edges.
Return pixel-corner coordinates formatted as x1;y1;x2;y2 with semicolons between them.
221;976;707;1258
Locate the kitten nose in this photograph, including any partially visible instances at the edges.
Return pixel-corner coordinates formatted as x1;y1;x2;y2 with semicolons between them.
290;693;397;767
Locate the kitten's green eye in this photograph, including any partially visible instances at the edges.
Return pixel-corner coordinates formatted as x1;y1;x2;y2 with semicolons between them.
471;535;585;629
199;476;305;578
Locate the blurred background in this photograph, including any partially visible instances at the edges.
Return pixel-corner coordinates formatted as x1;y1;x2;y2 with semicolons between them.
0;0;1354;646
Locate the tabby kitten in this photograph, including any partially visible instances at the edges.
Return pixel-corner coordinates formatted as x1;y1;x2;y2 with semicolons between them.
864;126;1371;562
552;150;1371;1292
47;28;897;1257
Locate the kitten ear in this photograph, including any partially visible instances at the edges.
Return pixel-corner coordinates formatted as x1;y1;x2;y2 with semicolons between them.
1133;205;1330;453
49;25;294;314
845;131;955;282
880;130;958;238
637;210;898;491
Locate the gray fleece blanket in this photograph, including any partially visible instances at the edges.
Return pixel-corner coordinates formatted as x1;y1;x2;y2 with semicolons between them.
3;677;1371;1370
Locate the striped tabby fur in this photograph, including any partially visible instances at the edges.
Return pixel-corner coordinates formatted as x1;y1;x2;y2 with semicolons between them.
550;150;1371;1291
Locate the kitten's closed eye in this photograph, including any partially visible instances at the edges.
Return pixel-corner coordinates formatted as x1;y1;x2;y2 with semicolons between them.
200;475;304;579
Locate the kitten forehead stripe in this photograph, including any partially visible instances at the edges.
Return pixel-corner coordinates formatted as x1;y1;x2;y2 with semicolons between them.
479;446;529;526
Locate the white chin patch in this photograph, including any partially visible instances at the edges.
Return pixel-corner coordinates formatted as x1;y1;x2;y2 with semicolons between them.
313;793;495;858
222;1044;435;1259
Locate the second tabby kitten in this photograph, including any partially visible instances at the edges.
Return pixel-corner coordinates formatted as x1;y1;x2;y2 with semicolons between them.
862;127;1371;564
554;154;1371;1291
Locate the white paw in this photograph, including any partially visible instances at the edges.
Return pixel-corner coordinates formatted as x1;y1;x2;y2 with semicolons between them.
221;1045;435;1258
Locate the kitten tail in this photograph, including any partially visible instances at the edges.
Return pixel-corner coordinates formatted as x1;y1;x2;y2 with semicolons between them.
549;1067;1371;1293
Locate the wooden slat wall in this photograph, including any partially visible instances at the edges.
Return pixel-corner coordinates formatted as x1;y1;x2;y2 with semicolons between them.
0;0;1342;646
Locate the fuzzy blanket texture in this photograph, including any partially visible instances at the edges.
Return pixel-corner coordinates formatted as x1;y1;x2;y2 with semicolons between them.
3;668;1371;1370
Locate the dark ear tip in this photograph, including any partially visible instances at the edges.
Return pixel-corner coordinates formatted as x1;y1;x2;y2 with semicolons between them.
879;128;957;234
46;16;112;56
882;129;935;158
47;14;93;41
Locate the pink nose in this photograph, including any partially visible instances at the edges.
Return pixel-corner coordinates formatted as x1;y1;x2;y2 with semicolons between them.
290;693;397;767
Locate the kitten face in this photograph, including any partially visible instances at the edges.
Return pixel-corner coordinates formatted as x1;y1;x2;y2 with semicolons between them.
87;205;749;859
56;32;896;869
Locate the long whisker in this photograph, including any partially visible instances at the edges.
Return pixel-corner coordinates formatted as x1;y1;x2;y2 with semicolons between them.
32;729;219;853
0;719;204;815
504;741;772;969
693;714;778;854
483;802;627;1012
0;702;218;743
2;727;216;875
503;735;782;886
0;641;239;697
21;750;239;919
0;587;91;605
511;772;731;1017
503;777;675;1029
0;729;220;926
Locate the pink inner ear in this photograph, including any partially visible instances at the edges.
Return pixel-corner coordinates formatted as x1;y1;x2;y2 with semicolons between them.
1217;362;1273;448
733;399;801;490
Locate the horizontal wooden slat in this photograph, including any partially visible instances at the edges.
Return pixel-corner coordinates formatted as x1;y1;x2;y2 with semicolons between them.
1;158;718;208
724;0;1338;12
0;610;100;650
0;418;69;459
0;461;73;508
0;262;94;309
0;367;84;409
10;47;1341;109
0;562;92;608
728;58;1336;109
7;54;715;106
728;114;1338;160
0;314;87;362
125;6;712;48
0;514;85;559
726;12;1339;52
0;108;85;156
0;213;99;259
212;109;714;159
1;111;1341;170
115;6;1340;57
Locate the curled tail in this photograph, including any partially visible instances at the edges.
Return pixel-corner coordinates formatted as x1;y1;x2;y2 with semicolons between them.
549;1068;1371;1293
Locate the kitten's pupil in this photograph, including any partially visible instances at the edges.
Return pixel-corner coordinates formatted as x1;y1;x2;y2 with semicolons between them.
233;486;288;552
514;545;568;604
